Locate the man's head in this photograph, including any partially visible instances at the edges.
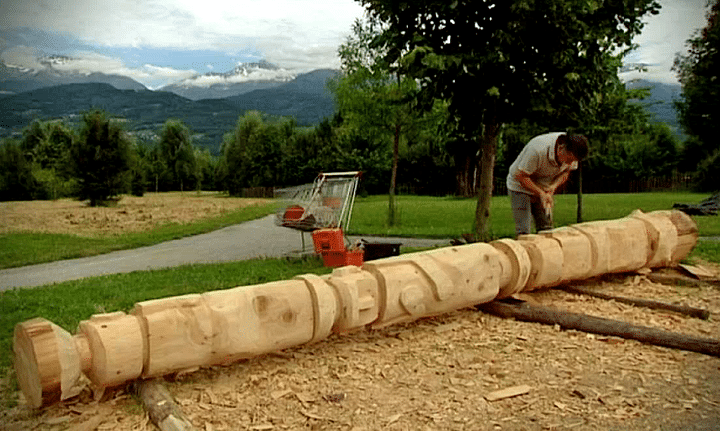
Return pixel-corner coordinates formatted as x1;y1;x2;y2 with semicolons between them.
557;134;589;164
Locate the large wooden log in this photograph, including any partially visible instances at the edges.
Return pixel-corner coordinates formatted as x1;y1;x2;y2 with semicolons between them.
478;300;720;357
12;210;700;408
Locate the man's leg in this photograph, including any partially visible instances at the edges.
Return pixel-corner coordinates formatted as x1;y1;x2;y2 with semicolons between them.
510;191;533;237
530;197;553;232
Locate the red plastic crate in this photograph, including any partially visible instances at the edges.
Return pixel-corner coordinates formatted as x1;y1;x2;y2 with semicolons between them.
312;228;345;253
320;250;364;267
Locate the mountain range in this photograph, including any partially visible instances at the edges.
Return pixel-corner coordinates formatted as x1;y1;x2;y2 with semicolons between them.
157;60;296;100
626;79;684;137
0;61;338;154
0;58;147;95
0;58;684;155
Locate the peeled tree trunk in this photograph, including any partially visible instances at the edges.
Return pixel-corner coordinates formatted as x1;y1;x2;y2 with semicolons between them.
475;119;500;242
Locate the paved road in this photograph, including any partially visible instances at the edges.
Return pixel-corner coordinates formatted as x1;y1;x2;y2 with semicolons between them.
0;215;451;290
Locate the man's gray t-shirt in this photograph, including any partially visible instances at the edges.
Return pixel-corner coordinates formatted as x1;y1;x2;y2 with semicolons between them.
506;132;578;195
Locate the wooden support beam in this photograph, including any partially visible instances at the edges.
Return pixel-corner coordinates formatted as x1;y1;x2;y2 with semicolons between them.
557;284;710;320
477;300;720;357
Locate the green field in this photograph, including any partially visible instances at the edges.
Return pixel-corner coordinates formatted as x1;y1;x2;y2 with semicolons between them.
348;192;720;238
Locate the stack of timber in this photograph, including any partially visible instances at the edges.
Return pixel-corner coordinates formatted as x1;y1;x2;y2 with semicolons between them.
13;209;700;409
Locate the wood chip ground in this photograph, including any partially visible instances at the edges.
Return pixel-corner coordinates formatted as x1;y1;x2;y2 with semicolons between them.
1;197;718;430
2;265;719;431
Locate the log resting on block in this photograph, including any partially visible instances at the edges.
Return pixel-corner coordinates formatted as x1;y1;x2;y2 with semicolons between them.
13;210;698;408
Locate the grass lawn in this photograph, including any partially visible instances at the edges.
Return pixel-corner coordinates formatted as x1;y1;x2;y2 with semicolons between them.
348;192;720;238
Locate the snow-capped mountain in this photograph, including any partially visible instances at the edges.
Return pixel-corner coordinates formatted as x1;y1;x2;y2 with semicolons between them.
0;57;147;95
158;60;296;100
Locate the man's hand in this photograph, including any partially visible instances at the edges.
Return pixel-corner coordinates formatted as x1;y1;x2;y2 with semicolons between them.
540;191;553;216
516;171;555;214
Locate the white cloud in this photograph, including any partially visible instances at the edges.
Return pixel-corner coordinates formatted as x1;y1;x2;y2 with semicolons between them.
623;0;709;84
0;0;365;72
140;64;198;80
0;45;45;69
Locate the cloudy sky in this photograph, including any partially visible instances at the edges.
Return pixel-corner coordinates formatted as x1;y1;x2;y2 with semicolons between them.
0;0;711;89
622;0;710;84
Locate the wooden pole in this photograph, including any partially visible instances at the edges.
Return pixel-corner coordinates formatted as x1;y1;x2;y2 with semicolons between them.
478;300;720;357
12;210;702;408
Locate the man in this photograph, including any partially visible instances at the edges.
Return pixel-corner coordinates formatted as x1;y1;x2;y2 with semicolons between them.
506;132;588;236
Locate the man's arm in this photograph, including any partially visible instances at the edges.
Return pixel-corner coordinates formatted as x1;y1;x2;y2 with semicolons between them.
547;170;572;195
514;170;553;212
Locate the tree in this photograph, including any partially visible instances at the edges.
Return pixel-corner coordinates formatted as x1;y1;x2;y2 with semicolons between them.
220;112;286;195
71;110;133;206
159;120;197;192
673;0;719;185
358;0;660;240
0;140;36;201
18;120;75;199
333;17;422;225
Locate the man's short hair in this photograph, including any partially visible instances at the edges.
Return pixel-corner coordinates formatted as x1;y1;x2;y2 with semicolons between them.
561;134;589;160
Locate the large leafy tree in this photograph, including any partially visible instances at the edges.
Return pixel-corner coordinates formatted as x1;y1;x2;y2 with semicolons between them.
333;18;424;225
17;120;75;199
71;110;133;206
220;111;286;195
0;140;37;201
673;0;719;191
159;120;198;191
358;0;660;239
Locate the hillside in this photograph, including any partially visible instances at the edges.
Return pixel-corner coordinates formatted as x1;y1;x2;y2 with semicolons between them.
0;62;146;95
224;69;338;125
626;79;683;137
0;83;243;152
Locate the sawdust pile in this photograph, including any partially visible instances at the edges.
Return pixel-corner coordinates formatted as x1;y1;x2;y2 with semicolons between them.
2;269;719;431
0;193;271;237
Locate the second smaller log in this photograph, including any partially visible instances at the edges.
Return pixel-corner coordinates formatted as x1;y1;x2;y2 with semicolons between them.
557;285;710;320
477;300;720;357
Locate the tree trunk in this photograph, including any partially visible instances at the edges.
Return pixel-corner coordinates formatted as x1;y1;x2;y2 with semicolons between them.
478;300;720;357
388;123;400;226
452;145;476;197
475;119;500;242
576;163;583;223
